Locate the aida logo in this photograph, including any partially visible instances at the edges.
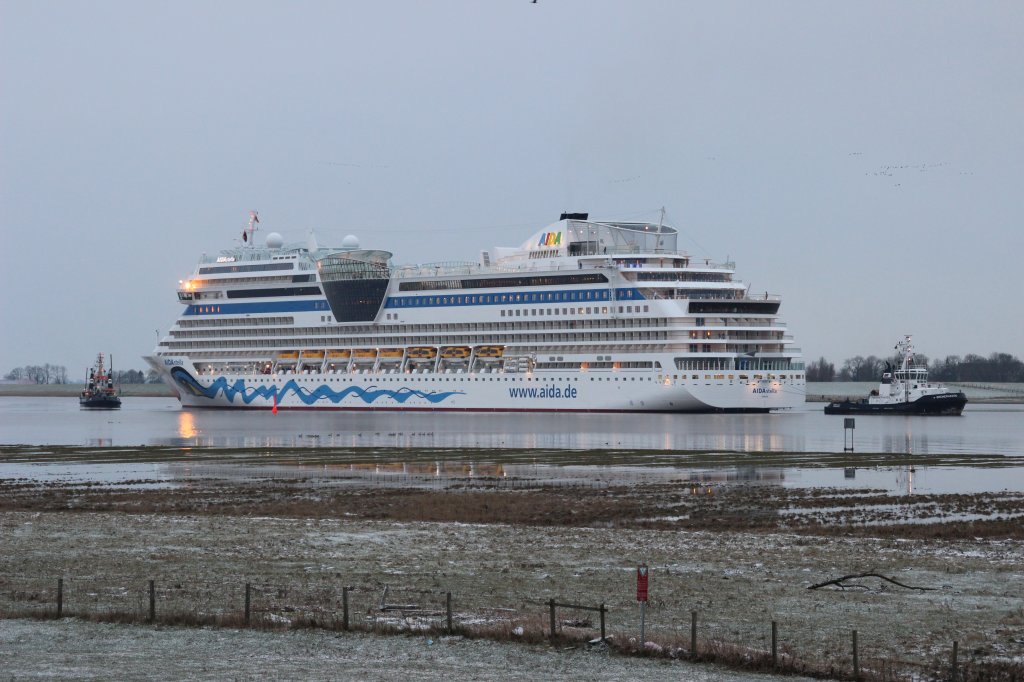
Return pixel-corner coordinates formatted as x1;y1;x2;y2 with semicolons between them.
538;232;562;248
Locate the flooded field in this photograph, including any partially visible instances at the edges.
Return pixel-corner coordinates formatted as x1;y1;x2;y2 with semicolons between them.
3;397;1023;679
2;443;1024;679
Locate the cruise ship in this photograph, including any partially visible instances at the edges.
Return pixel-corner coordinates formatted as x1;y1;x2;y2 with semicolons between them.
146;212;805;412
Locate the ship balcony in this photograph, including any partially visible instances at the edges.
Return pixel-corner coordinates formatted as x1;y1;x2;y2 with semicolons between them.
724;341;799;354
637;284;745;296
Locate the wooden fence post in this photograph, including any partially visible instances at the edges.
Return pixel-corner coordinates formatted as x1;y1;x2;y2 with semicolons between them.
342;586;349;631
600;604;606;641
951;640;959;681
446;592;453;633
690;610;698;657
852;629;859;680
771;620;778;666
549;599;556;640
148;580;156;623
245;582;251;625
57;578;63;619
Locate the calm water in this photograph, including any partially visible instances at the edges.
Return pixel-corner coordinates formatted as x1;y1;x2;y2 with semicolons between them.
1;397;1023;494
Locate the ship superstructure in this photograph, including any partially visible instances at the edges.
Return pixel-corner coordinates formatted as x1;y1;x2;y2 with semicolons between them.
146;212;805;412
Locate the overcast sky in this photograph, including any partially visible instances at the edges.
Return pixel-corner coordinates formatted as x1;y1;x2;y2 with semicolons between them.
2;1;1022;378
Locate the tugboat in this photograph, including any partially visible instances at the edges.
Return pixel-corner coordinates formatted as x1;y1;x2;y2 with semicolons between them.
80;353;122;409
824;336;967;416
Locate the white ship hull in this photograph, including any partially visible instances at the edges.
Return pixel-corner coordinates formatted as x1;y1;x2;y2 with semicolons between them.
154;358;804;413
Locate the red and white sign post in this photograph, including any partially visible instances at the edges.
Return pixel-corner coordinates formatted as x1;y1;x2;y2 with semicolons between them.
637;564;649;645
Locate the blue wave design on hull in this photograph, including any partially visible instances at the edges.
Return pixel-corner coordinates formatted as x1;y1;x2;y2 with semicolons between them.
171;368;464;405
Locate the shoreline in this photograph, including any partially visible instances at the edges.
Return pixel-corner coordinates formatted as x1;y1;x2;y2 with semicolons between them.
0;383;175;398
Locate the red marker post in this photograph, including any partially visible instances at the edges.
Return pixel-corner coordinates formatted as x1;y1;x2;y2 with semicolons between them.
637;564;649;646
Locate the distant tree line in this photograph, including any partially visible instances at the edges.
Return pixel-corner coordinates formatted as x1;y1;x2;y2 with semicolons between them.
3;364;69;384
806;352;1024;382
4;366;163;384
111;369;157;384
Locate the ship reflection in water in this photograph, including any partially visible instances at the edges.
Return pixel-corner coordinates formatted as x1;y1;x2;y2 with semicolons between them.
136;404;1024;458
177;411;198;440
156;458;786;491
153;414;802;453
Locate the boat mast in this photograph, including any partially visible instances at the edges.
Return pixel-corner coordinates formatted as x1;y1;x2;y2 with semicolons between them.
901;335;913;403
244;210;259;246
656;207;665;253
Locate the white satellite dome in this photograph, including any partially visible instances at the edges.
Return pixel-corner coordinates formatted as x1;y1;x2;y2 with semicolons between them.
265;232;284;249
342;235;360;249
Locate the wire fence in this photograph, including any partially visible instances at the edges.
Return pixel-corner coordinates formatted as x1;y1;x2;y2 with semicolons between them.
1;572;990;681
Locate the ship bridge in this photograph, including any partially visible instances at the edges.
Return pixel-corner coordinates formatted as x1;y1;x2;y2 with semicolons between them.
316;249;393;323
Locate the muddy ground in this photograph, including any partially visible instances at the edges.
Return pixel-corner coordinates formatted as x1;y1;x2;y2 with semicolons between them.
2;467;1023;680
